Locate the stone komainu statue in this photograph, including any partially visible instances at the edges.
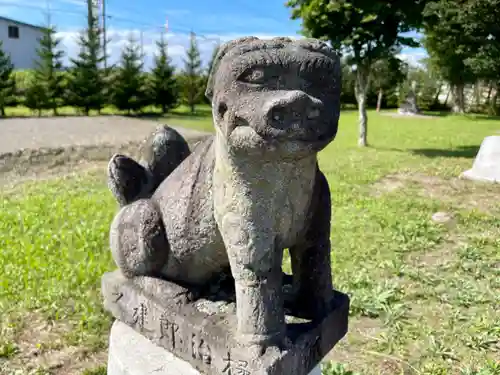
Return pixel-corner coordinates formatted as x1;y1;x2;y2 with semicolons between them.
107;36;341;353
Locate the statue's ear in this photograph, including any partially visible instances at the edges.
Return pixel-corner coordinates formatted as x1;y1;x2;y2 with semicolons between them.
107;154;150;206
205;36;260;102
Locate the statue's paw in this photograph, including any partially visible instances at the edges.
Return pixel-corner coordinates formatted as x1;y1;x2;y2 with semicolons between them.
110;199;169;278
238;332;289;357
246;339;291;359
108;153;151;206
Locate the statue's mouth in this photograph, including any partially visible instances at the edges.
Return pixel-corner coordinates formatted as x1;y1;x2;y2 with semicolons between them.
226;114;336;150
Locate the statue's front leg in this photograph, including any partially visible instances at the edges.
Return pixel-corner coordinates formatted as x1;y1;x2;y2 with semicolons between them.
219;212;285;350
289;171;334;319
109;199;169;278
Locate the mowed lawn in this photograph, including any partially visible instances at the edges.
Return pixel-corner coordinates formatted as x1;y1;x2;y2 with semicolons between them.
1;110;499;375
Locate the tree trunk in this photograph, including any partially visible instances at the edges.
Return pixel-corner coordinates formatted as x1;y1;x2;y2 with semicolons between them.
444;88;450;105
489;83;498;115
433;84;442;107
355;67;369;147
376;88;383;112
486;82;493;104
190;102;195;114
451;84;465;114
162;103;167;114
1;106;5;117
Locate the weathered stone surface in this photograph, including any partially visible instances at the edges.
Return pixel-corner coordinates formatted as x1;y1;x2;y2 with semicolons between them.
105;36;343;352
108;125;192;207
461;136;500;183
103;36;348;374
107;320;323;375
102;270;349;375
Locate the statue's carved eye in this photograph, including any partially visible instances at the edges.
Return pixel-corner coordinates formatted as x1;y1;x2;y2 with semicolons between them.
238;68;266;84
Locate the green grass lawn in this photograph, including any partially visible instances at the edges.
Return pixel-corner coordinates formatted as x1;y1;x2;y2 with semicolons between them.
1;110;499;375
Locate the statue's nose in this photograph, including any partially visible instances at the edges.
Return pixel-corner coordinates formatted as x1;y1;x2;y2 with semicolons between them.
263;90;323;131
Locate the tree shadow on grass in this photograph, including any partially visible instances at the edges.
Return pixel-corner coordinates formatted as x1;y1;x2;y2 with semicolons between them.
410;145;480;159
421;110;451;117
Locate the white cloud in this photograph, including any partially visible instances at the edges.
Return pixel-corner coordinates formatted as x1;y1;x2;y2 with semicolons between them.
55;28;301;71
397;49;428;67
53;24;428;74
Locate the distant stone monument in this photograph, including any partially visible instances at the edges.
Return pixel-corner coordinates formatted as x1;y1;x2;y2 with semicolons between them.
398;81;420;115
461;136;500;183
101;36;349;375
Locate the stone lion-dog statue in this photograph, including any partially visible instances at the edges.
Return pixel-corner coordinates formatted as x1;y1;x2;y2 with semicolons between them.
107;36;341;353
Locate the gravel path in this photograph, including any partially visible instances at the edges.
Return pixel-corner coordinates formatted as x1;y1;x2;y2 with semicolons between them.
0;116;210;182
0;116;208;153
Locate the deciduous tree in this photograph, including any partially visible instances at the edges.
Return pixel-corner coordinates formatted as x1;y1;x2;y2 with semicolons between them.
370;55;407;112
422;0;476;113
462;0;500;114
286;0;427;146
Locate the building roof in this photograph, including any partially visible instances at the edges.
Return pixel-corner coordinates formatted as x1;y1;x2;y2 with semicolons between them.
0;16;45;31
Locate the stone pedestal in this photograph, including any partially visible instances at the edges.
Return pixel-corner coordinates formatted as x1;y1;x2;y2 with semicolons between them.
102;270;349;375
107;320;322;375
461;136;500;183
398;90;420;115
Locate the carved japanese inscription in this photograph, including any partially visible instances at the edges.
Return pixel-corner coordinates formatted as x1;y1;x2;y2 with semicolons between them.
222;352;251;375
131;302;148;330
159;313;181;349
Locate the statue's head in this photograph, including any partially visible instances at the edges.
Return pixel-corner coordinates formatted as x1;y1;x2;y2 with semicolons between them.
206;37;341;159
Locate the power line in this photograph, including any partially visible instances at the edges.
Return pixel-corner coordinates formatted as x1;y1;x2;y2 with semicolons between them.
0;1;187;35
0;0;231;50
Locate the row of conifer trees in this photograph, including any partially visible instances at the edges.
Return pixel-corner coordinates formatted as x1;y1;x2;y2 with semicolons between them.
0;12;217;117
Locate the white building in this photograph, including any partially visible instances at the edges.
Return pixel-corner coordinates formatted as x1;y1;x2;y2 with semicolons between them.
0;16;45;70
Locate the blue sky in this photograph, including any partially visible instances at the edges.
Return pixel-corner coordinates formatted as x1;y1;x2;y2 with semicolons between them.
1;0;427;69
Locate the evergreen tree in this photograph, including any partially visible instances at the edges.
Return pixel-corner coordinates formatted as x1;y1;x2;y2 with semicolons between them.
24;78;47;117
33;23;65;115
287;0;428;146
66;1;107;115
181;32;204;114
0;41;16;117
150;34;178;113
111;35;147;114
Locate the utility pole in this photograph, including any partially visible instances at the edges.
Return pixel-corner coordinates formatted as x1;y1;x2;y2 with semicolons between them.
102;0;107;69
162;17;168;47
45;0;51;26
86;0;93;31
140;29;144;57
